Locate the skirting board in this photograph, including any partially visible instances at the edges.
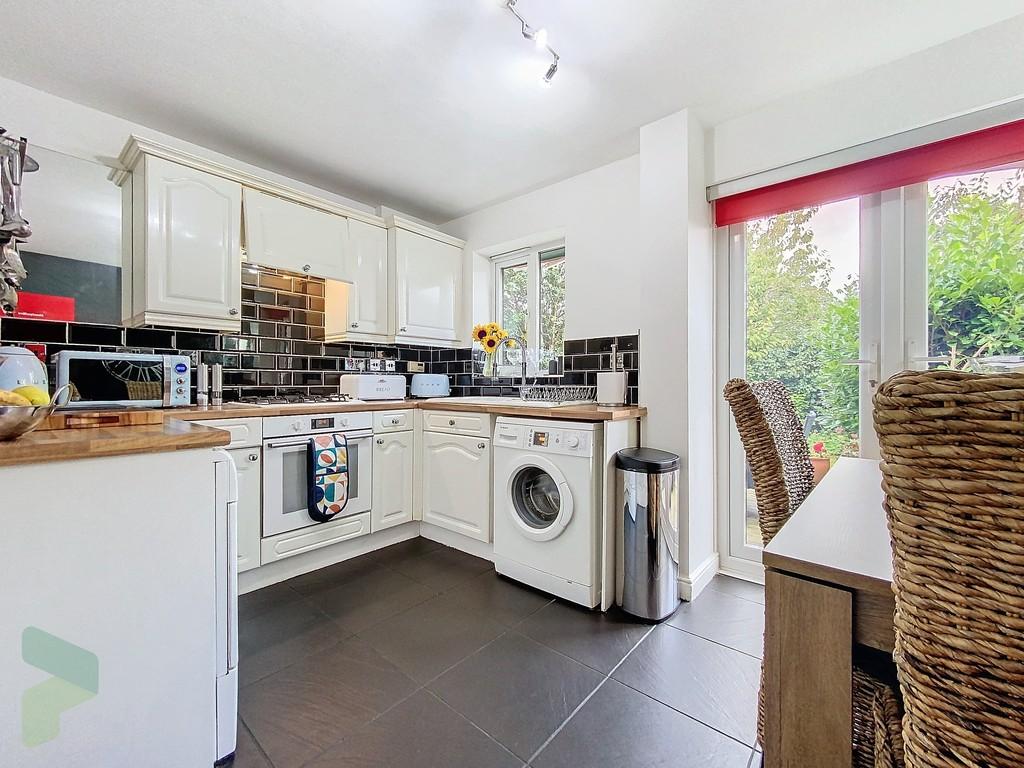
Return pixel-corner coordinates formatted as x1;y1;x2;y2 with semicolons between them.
419;522;495;562
678;552;719;602
239;522;421;594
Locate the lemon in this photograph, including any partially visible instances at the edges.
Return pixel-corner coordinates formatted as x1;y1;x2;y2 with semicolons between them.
13;385;50;406
0;389;33;407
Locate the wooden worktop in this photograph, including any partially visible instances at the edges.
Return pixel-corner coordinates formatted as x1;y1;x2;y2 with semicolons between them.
763;457;892;596
0;418;230;468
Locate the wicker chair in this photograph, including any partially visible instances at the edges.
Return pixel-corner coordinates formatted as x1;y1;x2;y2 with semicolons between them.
725;378;904;767
874;370;1024;768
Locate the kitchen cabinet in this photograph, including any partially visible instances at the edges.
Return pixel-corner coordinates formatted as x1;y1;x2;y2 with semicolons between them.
389;217;465;345
372;429;415;532
119;155;243;331
346;219;389;338
229;447;262;573
243;188;351;282
421;430;492;542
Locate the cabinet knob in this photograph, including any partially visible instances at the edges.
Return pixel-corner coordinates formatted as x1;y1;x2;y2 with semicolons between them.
399;326;407;333
477;442;486;450
351;322;359;328
248;453;259;462
376;438;384;445
228;308;239;316
303;264;311;272
449;419;456;426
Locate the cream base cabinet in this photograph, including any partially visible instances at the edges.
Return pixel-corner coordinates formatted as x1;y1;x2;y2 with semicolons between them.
371;430;415;532
420;431;492;542
122;155;243;331
389;217;465;345
229;447;262;573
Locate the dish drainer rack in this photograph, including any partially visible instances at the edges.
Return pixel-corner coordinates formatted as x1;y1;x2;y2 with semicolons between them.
519;385;597;403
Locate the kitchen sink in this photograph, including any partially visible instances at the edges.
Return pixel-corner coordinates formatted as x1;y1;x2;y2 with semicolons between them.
427;396;595;408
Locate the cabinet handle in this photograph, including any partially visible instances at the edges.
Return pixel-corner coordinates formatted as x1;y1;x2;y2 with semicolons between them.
303;264;311;272
228;308;239;316
351;322;359;328
477;442;486;450
399;326;407;333
376;438;384;445
448;419;456;426
248;453;259;462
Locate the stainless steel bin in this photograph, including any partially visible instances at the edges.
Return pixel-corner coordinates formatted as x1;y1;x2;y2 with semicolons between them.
615;448;680;621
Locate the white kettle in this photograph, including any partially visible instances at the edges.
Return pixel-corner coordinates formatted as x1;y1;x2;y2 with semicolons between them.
0;346;48;391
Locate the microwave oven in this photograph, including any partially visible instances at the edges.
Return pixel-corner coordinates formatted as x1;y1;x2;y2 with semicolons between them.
54;351;193;409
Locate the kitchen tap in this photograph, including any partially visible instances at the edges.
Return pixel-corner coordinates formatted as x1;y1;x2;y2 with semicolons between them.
494;335;528;392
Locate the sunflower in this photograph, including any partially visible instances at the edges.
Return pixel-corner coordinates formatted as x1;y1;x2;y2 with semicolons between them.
482;334;500;352
472;323;490;342
485;322;501;336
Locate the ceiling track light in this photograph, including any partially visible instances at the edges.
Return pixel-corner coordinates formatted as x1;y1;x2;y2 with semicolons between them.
504;0;561;86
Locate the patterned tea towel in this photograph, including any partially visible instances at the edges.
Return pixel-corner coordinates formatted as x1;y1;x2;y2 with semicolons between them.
307;433;349;522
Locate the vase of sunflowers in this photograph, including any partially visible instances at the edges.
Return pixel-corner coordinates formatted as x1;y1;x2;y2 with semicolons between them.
472;322;516;377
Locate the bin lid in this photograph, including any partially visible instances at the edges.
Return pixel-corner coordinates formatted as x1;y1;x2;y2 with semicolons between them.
615;447;679;474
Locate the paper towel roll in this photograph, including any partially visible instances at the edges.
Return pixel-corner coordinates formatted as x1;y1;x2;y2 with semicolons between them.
597;371;627;406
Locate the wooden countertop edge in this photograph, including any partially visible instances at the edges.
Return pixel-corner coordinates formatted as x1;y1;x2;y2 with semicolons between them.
0;420;231;468
762;550;894;597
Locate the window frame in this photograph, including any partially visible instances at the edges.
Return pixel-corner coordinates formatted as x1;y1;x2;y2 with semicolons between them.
492;240;565;370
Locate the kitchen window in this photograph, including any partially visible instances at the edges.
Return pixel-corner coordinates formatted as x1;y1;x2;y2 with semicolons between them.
493;242;565;373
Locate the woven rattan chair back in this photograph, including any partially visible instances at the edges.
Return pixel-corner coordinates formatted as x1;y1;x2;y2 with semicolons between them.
724;378;815;546
874;369;1024;768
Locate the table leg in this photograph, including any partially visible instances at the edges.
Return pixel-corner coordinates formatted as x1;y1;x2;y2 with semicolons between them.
764;569;853;768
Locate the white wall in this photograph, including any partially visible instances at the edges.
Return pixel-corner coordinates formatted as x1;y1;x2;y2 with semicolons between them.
0;75;379;216
445;109;717;594
709;15;1024;185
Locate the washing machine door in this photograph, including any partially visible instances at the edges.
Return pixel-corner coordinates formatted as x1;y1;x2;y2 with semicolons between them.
505;456;574;542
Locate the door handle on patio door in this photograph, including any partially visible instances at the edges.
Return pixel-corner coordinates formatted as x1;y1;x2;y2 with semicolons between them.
840;343;880;389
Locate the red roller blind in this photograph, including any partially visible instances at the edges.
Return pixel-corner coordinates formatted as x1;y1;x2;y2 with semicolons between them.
714;118;1024;227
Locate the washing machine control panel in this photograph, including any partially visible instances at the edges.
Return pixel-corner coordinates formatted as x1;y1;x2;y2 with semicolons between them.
527;427;591;456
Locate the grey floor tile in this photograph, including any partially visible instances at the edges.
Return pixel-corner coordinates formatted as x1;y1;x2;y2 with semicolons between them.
437;570;553;627
232;720;272;768
238;597;344;687
430;632;603;760
306;566;438;635
357;592;507;683
239;637;418;768
708;574;765;605
239;581;302;622
531;679;751;768
367;536;444;567
391;546;494;591
303;689;523;768
287;554;386;598
613;625;761;746
666;587;765;658
517;600;652;674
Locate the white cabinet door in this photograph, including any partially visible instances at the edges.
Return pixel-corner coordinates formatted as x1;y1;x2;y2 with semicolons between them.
228;447;262;573
346;220;389;337
371;430;415;532
394;228;462;342
144;156;242;324
243;187;351;281
421;431;491;542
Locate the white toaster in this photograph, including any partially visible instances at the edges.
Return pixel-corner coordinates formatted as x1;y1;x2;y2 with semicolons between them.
339;374;406;400
410;373;450;398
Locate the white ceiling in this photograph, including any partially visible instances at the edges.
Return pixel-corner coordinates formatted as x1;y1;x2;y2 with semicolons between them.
3;1;1022;221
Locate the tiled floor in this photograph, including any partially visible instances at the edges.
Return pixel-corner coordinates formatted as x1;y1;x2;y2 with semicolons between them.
233;538;766;768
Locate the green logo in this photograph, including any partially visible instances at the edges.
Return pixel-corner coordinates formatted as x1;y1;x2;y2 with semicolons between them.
21;627;99;747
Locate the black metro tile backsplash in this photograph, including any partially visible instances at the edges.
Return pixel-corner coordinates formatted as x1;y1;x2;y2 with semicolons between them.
0;263;642;405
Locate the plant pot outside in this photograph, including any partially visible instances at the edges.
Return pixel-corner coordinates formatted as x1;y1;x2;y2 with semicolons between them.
811;456;831;485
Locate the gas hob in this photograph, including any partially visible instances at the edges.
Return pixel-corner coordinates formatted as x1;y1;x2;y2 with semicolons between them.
235;393;365;408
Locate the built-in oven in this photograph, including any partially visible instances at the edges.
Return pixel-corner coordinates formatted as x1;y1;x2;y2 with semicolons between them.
54;350;192;409
262;411;373;538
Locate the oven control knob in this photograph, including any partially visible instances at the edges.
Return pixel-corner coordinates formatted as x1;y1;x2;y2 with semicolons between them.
291;422;302;432
176;377;186;385
176;387;185;395
566;435;580;449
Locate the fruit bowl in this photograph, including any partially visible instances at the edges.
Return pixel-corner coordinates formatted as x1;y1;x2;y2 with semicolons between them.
0;385;71;441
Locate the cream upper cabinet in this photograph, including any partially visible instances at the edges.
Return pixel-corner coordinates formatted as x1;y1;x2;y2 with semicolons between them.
346;219;389;337
125;155;243;330
243;188;352;282
390;219;465;345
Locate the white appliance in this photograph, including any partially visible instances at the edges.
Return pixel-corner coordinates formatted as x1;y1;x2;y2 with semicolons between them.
410;373;450;397
54;350;192;408
492;417;603;607
262;411;373;537
339;373;406;400
0;345;47;390
212;449;239;765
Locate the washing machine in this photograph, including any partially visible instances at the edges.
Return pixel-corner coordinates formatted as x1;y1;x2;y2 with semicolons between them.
492;416;603;607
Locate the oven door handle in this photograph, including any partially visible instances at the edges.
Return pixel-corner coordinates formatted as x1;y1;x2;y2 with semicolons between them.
265;431;373;450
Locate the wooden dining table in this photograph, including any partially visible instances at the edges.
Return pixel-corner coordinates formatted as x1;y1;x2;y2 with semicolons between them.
761;456;896;768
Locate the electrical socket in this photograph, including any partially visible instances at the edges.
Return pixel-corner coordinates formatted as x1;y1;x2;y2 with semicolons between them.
384;359;397;372
407;361;426;373
368;358;382;371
